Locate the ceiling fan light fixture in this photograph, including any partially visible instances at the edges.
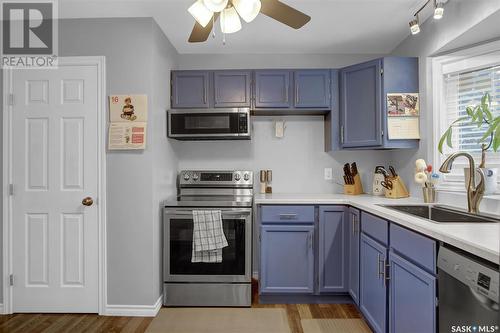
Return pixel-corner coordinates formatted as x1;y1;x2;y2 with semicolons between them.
233;0;261;23
409;16;420;35
188;0;213;27
220;6;241;33
202;0;229;12
433;1;444;19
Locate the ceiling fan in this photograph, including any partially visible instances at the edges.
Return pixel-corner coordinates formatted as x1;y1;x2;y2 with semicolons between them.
187;0;311;43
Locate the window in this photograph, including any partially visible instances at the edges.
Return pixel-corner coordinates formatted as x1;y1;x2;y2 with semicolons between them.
433;45;500;191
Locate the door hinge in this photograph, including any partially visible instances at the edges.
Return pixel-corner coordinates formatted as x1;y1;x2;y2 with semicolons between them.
9;274;14;286
9;184;14;196
381;130;384;137
435;297;439;307
8;93;14;106
380;68;384;76
340;126;344;144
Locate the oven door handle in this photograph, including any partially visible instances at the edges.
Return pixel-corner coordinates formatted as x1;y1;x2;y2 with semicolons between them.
165;209;251;217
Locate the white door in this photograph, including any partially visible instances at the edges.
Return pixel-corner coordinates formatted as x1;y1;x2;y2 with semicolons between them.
10;61;100;312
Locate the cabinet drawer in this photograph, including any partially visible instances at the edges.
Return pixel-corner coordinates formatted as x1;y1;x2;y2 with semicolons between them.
361;212;388;245
390;224;436;274
261;205;315;224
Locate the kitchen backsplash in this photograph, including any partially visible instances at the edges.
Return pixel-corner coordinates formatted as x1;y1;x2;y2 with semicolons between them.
173;116;394;194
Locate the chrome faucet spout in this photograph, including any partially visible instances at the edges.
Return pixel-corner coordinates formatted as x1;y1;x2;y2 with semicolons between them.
439;152;485;214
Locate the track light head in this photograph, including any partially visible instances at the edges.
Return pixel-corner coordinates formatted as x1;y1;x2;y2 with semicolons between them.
409;16;420;35
434;1;444;19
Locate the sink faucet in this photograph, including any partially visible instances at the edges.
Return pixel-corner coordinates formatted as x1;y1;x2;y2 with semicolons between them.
439;152;485;214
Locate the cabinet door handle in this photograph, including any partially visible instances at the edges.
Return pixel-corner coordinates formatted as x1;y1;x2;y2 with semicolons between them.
378;254;385;280
355;216;359;234
385;261;391;282
352;215;355;235
295;84;299;105
279;213;297;220
308;233;313;249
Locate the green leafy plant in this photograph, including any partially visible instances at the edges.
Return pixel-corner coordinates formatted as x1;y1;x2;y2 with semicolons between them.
438;92;500;168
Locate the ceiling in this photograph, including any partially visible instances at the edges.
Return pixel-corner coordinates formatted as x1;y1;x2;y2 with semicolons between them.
60;0;429;54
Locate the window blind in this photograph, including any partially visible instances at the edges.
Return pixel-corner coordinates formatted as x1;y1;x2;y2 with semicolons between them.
440;64;500;184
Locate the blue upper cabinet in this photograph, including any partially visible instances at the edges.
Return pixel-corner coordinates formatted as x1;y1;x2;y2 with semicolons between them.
293;70;331;109
171;71;210;108
348;207;360;305
360;233;388;333
388;252;436;333
260;224;315;294
254;70;292;108
340;59;383;148
213;70;251;108
318;206;348;293
339;57;419;150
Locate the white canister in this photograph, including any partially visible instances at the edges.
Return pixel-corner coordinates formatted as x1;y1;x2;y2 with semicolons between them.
372;173;385;196
464;168;498;195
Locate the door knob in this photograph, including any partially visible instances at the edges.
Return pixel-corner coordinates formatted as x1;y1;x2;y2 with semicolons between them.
82;197;94;206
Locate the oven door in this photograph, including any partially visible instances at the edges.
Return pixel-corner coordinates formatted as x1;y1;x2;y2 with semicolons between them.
167;109;250;139
164;207;252;283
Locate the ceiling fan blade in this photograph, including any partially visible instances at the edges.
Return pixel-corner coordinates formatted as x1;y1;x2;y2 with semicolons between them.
188;13;220;43
260;0;311;29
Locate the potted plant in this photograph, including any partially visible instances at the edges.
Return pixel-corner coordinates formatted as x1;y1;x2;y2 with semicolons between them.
438;92;499;194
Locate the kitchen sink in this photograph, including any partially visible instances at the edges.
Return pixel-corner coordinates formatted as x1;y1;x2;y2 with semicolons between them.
379;205;500;223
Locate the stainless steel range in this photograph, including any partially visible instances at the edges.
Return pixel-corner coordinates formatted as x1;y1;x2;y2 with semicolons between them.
163;170;253;307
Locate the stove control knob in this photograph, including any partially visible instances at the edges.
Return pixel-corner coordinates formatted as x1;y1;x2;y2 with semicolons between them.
192;173;199;181
243;173;250;181
183;173;190;181
234;174;241;181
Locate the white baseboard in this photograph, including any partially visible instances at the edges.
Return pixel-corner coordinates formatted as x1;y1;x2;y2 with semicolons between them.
104;295;162;317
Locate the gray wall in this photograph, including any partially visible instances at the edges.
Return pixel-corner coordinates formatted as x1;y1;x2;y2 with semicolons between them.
390;0;500;214
60;18;179;306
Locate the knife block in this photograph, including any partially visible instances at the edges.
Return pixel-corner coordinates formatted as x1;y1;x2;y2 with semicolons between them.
384;176;410;199
344;174;364;195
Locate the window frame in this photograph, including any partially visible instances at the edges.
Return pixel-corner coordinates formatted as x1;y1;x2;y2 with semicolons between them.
431;41;500;194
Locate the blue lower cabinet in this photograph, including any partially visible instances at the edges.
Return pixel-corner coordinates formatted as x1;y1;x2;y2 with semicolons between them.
388;251;436;333
318;206;348;293
360;233;388;333
260;225;314;294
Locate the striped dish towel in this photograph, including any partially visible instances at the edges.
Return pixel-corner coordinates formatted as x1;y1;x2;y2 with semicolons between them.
192;210;228;263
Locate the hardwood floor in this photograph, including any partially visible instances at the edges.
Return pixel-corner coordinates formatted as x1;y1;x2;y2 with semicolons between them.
0;284;364;333
0;303;362;333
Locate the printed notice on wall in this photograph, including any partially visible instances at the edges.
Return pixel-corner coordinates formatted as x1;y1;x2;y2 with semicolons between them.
108;123;147;150
387;117;420;139
386;93;420;140
108;95;148;150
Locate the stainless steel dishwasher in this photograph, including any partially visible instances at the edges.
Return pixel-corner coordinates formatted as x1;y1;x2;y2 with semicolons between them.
438;246;499;332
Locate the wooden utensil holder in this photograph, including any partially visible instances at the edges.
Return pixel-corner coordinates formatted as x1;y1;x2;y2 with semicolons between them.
344;174;364;195
384;176;410;199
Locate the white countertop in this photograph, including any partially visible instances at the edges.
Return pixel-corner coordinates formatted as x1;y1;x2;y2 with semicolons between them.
254;193;500;264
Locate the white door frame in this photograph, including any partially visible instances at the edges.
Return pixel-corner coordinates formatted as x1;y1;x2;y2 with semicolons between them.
2;56;107;314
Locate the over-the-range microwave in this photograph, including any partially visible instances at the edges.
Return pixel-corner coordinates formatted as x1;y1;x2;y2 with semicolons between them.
167;108;251;140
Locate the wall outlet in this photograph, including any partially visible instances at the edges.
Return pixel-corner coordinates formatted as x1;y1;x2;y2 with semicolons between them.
274;121;285;138
324;168;333;180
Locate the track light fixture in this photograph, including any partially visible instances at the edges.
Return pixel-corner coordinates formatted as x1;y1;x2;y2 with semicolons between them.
409;0;446;35
434;0;444;19
409;16;420;35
